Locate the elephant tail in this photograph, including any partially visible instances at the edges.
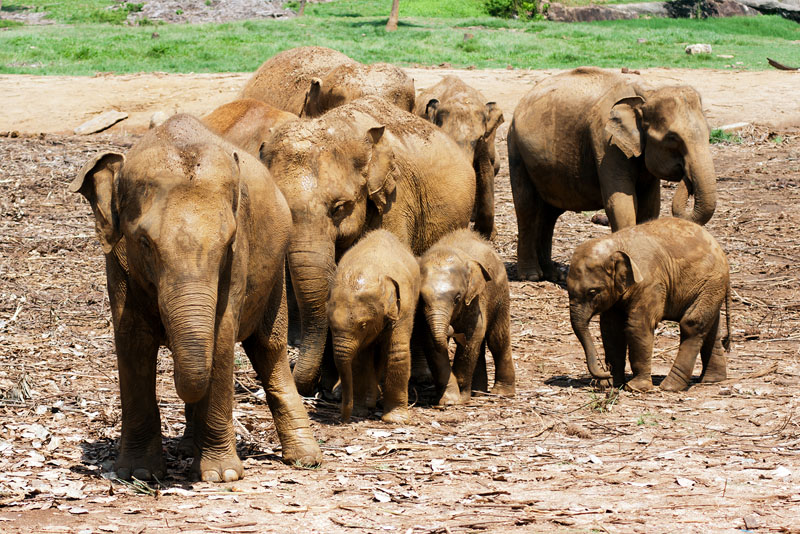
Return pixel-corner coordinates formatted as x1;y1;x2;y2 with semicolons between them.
722;282;732;352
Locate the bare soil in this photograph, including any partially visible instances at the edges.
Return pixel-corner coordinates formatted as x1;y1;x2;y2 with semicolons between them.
1;69;799;533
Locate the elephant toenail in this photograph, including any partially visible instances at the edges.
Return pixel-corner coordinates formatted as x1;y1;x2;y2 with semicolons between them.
203;470;221;482
223;469;239;482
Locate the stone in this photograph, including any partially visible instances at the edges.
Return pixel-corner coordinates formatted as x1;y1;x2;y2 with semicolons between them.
149;111;169;129
686;43;713;55
74;110;128;135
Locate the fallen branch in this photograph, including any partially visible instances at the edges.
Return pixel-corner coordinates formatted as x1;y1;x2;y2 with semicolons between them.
767;58;800;71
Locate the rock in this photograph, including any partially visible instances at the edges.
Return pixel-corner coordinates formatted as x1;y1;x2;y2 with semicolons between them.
686;43;713;55
743;515;762;529
547;3;636;21
149;111;169;129
74;110;128;135
608;2;670;17
707;0;759;16
718;122;750;132
738;0;800;21
463;32;474;41
591;212;610;226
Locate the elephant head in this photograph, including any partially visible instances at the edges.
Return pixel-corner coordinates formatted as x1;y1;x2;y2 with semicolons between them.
604;85;716;225
70;116;245;404
260;110;397;395
328;274;401;421
419;251;492;353
424;96;504;174
566;239;644;380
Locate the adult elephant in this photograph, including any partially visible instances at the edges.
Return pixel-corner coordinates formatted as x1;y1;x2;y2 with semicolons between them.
414;75;504;240
70;115;320;482
508;67;717;282
260;95;476;396
240;46;356;115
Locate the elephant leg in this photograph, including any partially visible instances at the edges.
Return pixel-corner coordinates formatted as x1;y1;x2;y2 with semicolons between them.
113;314;163;481
318;333;339;400
486;309;515;397
451;320;487;403
536;202;566;283
177;403;195;457
379;326;412;424
244;280;322;467
473;145;497;241
600;309;627;388
600;164;637;232
700;312;727;383
624;320;655;392
509;138;544;281
471;341;489;393
351;349;374;418
635;176;661;224
285;262;301;346
412;309;460;405
190;315;242;482
660;324;704;392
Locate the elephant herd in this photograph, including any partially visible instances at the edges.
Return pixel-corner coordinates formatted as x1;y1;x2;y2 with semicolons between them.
71;46;731;483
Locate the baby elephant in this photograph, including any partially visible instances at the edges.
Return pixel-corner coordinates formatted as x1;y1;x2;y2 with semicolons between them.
328;230;420;423
417;229;516;405
567;217;731;392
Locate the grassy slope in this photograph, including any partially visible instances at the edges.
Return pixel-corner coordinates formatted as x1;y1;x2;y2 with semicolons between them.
0;0;798;74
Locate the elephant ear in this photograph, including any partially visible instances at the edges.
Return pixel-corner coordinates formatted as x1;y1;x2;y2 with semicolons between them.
465;260;492;306
425;99;439;123
383;276;401;322
605;96;645;159
610;250;643;295
69;151;125;254
300;77;323;118
365;125;397;214
483;102;504;140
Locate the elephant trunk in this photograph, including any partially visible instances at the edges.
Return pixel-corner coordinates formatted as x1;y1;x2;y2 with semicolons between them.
161;281;218;404
425;308;453;352
671;146;717;226
288;236;336;396
332;336;359;421
570;306;611;380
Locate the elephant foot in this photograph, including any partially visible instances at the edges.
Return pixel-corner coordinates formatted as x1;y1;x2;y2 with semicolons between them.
594;378;613;390
517;263;544;282
115;452;165;482
351;404;370;418
437;384;463;406
176;432;194;457
194;451;244;482
490;381;516;397
115;435;165;481
625;377;654;392
381;407;410;424
542;264;566;284
659;373;690;392
700;368;727;383
281;438;323;468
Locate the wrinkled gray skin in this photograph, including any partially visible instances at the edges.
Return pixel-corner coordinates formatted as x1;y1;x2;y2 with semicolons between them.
509;67;717;282
568;217;731;392
416;229;516;405
260;95;476;396
414;76;504;240
328;230;420;423
70;115;321;482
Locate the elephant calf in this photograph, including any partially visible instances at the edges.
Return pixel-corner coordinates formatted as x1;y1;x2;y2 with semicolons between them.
417;229;516;405
567;217;731;392
415;76;504;240
71;115;321;482
328;230;420;423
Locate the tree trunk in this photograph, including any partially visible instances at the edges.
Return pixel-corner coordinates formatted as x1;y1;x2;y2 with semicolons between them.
386;0;400;31
298;0;306;16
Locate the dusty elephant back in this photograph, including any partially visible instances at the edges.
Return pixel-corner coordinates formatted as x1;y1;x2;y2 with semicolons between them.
309;62;415;116
241;46;356;115
413;75;486;116
202;99;298;158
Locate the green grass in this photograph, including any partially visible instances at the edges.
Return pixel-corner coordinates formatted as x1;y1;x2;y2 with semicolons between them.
710;128;742;144
2;0;143;24
0;0;798;75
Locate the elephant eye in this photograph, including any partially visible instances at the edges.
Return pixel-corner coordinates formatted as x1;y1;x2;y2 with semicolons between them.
454;293;462;304
359;321;367;330
587;288;599;298
331;199;354;219
139;235;152;252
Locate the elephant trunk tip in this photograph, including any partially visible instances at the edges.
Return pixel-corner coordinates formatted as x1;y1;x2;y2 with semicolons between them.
174;375;210;404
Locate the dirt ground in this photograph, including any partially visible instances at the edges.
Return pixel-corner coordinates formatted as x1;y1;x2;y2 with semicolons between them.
0;69;799;533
